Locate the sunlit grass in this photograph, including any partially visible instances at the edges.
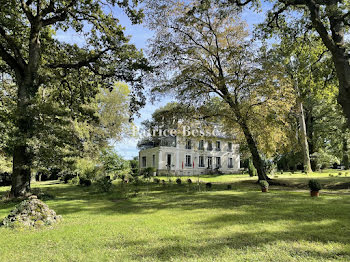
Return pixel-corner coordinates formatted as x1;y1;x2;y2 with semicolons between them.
0;172;350;261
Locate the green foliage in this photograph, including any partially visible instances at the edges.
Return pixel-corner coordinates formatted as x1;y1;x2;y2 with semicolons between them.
79;178;92;187
0;155;11;173
129;157;139;176
259;180;269;189
99;148;130;179
311;149;340;170
264;160;276;176
141;167;156;179
248;159;257;177
308;179;322;192
96;176;113;193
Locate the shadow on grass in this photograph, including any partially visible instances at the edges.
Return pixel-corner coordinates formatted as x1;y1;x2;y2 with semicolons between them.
1;181;350;260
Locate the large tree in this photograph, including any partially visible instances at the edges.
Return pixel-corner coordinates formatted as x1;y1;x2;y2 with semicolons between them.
146;0;293;180
225;0;350;126
0;0;150;197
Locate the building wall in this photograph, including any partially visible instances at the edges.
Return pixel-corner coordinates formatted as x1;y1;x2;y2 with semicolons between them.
139;137;240;175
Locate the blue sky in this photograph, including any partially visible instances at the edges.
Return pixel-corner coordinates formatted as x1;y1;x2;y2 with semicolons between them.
55;1;273;160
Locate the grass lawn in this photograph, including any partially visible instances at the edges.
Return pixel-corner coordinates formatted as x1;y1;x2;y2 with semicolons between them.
1;171;350;261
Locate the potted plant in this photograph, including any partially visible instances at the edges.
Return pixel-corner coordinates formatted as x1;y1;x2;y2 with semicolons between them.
259;180;269;192
308;179;321;197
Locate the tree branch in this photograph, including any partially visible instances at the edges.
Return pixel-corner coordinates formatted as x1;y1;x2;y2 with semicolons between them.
42;0;78;26
47;49;109;69
0;25;26;69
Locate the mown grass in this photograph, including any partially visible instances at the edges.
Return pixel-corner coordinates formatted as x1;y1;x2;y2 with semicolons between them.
0;171;350;261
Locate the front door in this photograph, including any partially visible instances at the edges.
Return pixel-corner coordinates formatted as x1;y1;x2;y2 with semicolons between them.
167;154;172;170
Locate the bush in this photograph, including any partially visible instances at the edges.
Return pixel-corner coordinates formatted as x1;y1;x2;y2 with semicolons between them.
0;172;11;186
259;180;269;189
248;159;257;177
206;182;212;189
227;184;232;190
264;160;276;176
120;173;133;183
154;178;160;184
79;177;92;187
176;178;182;185
308;179;321;191
161;180;166;186
311;150;339;170
70;176;80;185
96;176;113;192
141;167;156;179
187;179;192;184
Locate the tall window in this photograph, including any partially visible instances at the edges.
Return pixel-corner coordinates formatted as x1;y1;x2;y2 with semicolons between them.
142;156;146;167
152;155;156;167
228;142;233;152
228;158;233;168
216;141;221;151
216;157;221;168
199;156;205;167
185;155;192;167
185;139;192;149
207;157;212;168
199;140;204;150
207;141;213;151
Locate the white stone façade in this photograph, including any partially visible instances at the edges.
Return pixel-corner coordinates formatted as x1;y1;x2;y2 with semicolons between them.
139;136;240;176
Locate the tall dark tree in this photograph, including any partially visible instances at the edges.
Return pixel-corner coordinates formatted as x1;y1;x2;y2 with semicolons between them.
0;0;150;197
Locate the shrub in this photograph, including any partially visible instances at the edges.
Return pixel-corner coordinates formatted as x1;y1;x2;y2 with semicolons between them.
60;172;76;184
0;172;11;186
227;184;232;190
338;172;342;176
120;173;133;183
329;174;333;177
187;179;192;184
154;178;160;184
141;167;156;179
206;182;212;189
248;159;257;177
70;176;80;185
264;160;276;176
96;176;113;192
259;180;269;189
176;178;182;185
161;180;166;186
308;179;321;192
79;177;92;187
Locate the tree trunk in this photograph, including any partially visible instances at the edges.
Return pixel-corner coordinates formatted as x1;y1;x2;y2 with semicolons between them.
333;55;350;128
239;119;269;181
297;99;312;173
305;1;350;127
11;145;31;197
10;82;33;198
